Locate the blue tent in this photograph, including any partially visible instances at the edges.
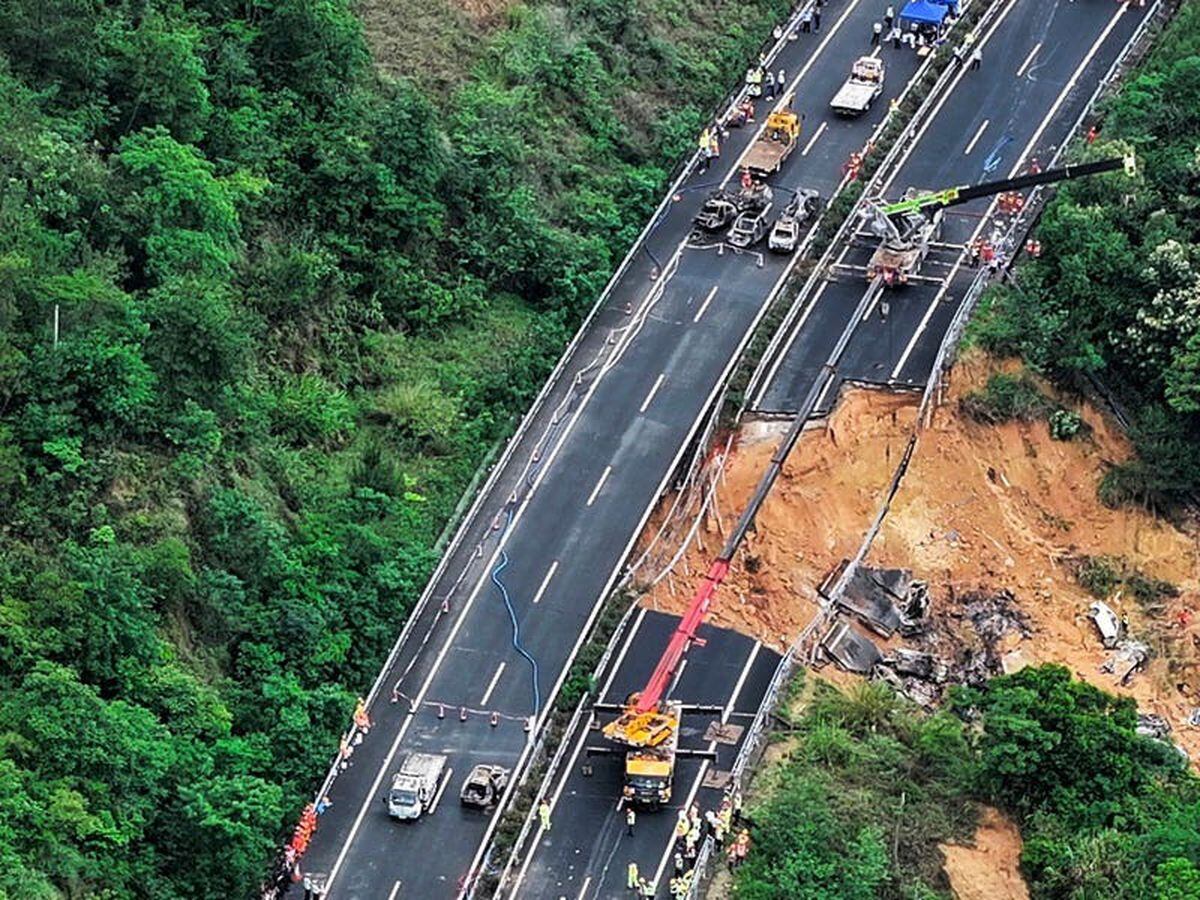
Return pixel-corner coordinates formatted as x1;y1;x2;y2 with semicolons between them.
899;0;948;25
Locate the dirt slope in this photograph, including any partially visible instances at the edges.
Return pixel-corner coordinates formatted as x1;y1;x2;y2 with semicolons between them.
641;388;917;651
940;807;1030;900
638;352;1200;754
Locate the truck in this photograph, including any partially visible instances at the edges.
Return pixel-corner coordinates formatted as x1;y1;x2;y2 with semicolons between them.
619;700;681;810
743;111;802;177
830;57;885;116
859;155;1135;287
385;752;448;820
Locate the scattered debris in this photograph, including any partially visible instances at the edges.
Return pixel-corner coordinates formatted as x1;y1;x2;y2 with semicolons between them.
966;590;1033;646
820;620;882;673
833;565;930;637
1100;641;1149;685
1187;708;1200;727
1137;713;1172;740
1088;600;1124;649
888;648;950;681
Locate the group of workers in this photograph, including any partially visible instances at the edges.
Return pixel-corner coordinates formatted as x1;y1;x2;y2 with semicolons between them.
625;789;751;896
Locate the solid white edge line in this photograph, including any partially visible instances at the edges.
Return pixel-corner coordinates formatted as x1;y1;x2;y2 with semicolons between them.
508;608;650;896
326;229;687;894
531;560;559;605
963;118;990;155
640;373;667;413
481;662;507;707
693;285;719;323
649;642;763;890
324;2;871;891
719;0;867;190
586;466;613;507
577;874;593;900
428;767;453;816
387;880;402;900
801;121;828;157
892;3;1128;381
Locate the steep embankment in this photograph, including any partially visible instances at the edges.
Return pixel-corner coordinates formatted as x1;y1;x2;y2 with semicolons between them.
640;352;1199;753
0;1;791;897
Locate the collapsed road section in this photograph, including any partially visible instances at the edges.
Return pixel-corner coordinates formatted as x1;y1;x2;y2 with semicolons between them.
281;0;938;896
500;0;1161;897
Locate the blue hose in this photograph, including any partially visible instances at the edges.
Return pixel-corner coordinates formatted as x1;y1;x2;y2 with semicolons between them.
489;512;541;715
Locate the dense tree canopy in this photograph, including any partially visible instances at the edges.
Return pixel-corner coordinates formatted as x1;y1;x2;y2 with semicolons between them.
0;0;790;895
737;670;1200;900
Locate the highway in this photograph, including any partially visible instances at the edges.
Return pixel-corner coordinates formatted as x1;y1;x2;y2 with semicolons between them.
503;0;1157;897
288;1;926;897
754;0;1153;413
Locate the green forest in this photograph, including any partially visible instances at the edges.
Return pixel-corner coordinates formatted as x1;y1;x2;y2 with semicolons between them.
0;0;790;896
973;0;1200;509
734;667;1200;900
733;8;1200;898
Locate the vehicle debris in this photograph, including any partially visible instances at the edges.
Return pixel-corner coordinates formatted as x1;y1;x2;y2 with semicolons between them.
1137;713;1172;740
1088;600;1124;649
832;565;929;638
459;764;510;809
820;620;883;673
1100;641;1149;686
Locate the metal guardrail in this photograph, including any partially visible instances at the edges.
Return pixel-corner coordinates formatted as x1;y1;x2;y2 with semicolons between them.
743;0;1008;410
297;0;826;832
488;600;641;894
682;3;1170;896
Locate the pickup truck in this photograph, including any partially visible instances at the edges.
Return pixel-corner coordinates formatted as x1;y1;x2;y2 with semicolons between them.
743;111;801;177
830;57;885;116
386;752;448;820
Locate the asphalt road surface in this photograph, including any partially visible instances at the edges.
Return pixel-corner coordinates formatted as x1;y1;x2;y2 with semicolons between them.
506;1;1156;897
755;0;1153;413
290;0;927;897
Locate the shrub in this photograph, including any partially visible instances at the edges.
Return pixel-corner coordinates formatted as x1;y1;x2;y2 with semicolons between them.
960;372;1050;423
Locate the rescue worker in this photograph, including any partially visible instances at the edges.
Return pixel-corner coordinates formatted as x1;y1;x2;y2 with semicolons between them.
626;806;637;837
813;5;821;30
777;67;786;90
884;4;895;27
765;71;777;101
746;66;764;97
639;877;655;898
675;809;690;840
303;875;314;900
353;697;371;732
871;20;883;45
627;861;640;891
538;799;552;831
969;46;983;71
800;7;813;32
741;168;754;191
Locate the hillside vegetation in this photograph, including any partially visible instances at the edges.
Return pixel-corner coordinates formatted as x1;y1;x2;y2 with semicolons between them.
735;668;1200;900
972;1;1200;508
0;0;789;896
